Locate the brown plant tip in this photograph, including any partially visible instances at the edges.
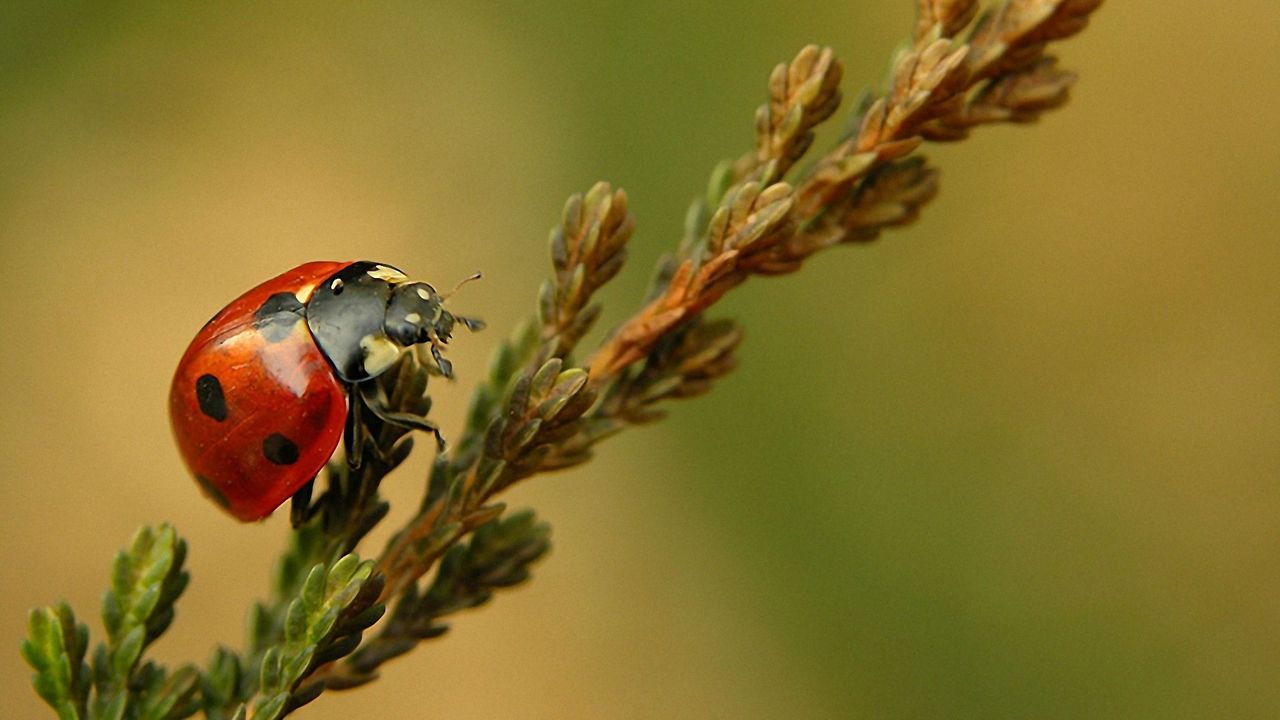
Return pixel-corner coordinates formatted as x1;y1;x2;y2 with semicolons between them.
797;0;1102;214
968;0;1104;80
860;38;970;150
742;45;845;182
795;136;921;219
541;182;635;361
835;157;942;244
915;0;980;41
954;56;1078;131
921;53;1082;141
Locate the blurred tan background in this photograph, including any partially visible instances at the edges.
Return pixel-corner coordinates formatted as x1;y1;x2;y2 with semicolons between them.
2;1;1277;718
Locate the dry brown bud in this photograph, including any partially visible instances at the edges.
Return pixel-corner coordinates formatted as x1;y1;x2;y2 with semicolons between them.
915;0;980;40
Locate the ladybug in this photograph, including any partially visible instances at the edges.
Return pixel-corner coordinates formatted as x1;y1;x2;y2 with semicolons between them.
169;260;481;522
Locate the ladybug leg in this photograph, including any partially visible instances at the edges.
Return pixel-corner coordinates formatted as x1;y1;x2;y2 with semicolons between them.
345;388;366;470
290;479;317;528
357;381;447;451
430;344;453;379
410;343;451;379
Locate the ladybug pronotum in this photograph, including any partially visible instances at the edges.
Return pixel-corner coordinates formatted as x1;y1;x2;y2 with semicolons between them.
169;260;480;521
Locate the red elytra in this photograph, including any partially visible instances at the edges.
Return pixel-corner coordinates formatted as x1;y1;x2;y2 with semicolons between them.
169;261;350;521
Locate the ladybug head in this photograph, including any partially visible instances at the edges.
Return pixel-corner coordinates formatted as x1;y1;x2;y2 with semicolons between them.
384;282;447;346
384;279;485;374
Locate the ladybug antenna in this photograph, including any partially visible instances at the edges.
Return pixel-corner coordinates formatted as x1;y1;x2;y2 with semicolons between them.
440;272;485;333
442;271;482;301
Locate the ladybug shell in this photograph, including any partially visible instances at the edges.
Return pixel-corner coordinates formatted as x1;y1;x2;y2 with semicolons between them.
170;261;352;521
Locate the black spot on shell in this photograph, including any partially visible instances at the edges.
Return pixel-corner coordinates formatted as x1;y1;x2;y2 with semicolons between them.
195;474;231;510
263;433;300;465
256;291;304;318
195;374;228;421
254;291;305;343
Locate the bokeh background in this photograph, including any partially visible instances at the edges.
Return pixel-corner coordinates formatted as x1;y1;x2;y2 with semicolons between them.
3;2;1277;718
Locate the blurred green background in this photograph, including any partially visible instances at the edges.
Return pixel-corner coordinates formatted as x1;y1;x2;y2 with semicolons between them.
2;1;1277;718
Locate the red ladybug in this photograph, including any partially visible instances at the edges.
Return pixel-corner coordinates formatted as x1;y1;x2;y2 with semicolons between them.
169;260;480;521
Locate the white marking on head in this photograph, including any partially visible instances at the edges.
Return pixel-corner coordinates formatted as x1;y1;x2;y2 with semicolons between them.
416;287;432;301
330;278;344;291
405;312;422;324
367;265;408;283
360;335;403;376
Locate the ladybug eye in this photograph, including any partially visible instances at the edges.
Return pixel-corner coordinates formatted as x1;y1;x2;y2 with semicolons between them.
330;278;344;295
